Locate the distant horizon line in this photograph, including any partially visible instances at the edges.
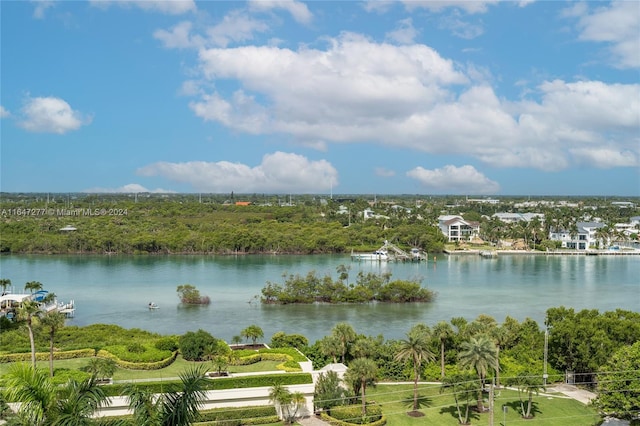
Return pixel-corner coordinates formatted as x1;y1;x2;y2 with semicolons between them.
1;191;639;199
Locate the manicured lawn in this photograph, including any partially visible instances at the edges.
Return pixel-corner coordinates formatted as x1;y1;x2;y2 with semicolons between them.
0;356;288;381
368;384;602;426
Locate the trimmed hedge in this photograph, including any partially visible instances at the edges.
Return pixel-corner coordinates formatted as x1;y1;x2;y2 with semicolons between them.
231;348;305;372
101;373;313;397
197;405;276;422
97;349;178;370
232;347;308;363
325;405;384;425
0;348;95;363
101;344;172;363
322;412;386;426
194;416;280;426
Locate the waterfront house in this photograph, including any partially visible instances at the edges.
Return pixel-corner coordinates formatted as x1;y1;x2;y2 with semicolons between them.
438;215;480;243
549;221;606;250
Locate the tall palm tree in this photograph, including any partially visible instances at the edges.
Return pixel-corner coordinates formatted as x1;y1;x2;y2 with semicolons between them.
332;322;356;363
16;299;42;368
458;335;498;412
432;321;454;378
490;326;508;388
394;326;434;412
39;310;66;377
345;357;378;416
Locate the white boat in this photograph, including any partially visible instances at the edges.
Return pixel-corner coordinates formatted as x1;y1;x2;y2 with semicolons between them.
148;302;159;310
351;249;389;261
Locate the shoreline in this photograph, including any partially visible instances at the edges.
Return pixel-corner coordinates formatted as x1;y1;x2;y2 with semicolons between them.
444;248;640;256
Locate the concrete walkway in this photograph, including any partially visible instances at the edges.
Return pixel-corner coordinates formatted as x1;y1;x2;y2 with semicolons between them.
547;383;597;405
298;415;331;426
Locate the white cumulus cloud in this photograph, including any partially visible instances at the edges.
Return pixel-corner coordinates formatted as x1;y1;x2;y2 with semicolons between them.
407;165;500;194
18;96;91;134
137;152;339;193
0;106;10;118
84;184;174;193
248;0;313;24
568;1;640;69
90;0;196;15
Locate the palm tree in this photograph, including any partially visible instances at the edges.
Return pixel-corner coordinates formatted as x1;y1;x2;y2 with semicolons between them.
39;310;66;377
395;326;434;413
433;321;454;378
3;363;108;426
440;373;478;425
161;365;209;426
506;372;546;419
345;357;378;416
83;357;117;383
241;324;264;346
24;281;43;294
458;335;498;412
123;364;208;426
54;375;109;425
490;326;508;388
0;278;11;294
332;322;356;363
16;299;42;368
269;383;292;422
318;335;342;363
3;363;56;426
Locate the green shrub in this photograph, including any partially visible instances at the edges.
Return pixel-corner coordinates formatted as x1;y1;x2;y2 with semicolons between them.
101;373;312;397
329;405;383;424
126;342;146;353
101;345;171;363
0;349;95;363
51;368;92;385
97;349;177;370
154;336;179;352
179;329;219;361
197;405;276;422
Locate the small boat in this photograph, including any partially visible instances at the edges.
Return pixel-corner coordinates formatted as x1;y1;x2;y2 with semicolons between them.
480;250;498;258
351;249;389;261
148;302;159;310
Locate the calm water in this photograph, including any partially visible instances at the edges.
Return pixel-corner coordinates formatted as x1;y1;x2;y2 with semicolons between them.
1;254;638;343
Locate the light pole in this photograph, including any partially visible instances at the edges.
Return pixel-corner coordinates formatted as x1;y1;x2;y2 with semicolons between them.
502;404;508;426
543;324;552;386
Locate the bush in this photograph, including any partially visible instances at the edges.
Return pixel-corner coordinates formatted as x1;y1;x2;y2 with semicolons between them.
51;368;92;385
154;336;179;352
323;405;384;425
102;345;172;363
97;349;177;370
179;329;219;361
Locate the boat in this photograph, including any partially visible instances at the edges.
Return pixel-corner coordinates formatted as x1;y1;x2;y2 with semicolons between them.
351;249;389;261
480;250;498;258
148;302;159;310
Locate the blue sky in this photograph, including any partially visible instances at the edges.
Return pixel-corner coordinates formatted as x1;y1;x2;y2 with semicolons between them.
1;0;639;196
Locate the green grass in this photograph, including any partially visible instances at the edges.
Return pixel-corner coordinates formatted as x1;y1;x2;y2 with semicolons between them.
367;384;602;426
0;356;287;381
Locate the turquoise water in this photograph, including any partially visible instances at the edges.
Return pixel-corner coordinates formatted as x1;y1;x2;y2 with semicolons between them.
1;254;638;342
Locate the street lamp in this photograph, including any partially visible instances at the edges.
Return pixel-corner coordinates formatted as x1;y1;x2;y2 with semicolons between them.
502;404;508;426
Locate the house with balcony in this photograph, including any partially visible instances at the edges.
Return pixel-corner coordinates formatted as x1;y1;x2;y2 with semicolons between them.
548;221;606;250
438;215;480;243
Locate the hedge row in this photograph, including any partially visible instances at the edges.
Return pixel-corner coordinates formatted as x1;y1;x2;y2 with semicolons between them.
324;405;384;425
0;348;95;363
101;373;313;397
321;412;386;426
197;405;276;421
194;416;280;426
97;349;178;370
101;344;173;363
232;352;301;371
232;347;308;363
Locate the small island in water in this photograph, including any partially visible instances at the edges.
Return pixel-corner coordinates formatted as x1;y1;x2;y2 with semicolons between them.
260;267;434;304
